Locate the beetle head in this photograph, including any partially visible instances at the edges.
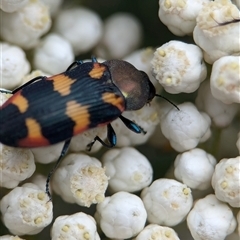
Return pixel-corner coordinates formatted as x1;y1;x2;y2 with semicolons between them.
103;60;156;111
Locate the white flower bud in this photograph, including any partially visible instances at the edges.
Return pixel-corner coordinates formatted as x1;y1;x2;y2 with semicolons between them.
210;56;240;104
0;143;35;189
95;191;147;239
158;0;210;36
141;178;193;226
52;153;108;207
1;42;30;89
102;147;153;193
152;41;207;94
196;81;239;127
95;13;142;59
33;33;74;75
0;0;27;13
212;156;240;208
31;142;65;164
54;7;102;54
51;212;100;240
0;0;51;49
174;148;217;190
0;183;53;235
160;102;211;152
193;0;240;64
135;224;180;240
187;194;237;240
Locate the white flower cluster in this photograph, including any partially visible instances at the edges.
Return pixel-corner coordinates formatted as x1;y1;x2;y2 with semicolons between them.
0;0;239;239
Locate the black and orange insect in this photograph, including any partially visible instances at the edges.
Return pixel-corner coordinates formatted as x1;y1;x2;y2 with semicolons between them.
0;57;178;198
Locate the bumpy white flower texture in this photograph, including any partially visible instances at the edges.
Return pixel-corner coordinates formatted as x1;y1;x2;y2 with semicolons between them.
141;178;193;226
0;0;239;239
212;156;240;208
33;33;74;74
0;0;51;49
51;212;100;240
102;147;153;193
193;0;240;64
1;42;30;89
0;143;35;188
158;0;210;36
151;40;207;94
174;148;217;190
52;153;108;207
187;194;237;240
95;191;147;239
160;102;211;152
210;56;240;104
135;224;180;240
1;183;53;235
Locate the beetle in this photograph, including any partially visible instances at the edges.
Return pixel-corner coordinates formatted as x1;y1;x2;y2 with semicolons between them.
0;57;178;198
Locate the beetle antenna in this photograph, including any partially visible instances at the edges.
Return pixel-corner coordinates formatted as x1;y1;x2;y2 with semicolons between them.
155;94;180;110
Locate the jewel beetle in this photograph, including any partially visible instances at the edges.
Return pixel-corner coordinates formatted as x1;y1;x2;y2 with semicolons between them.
0;57;178;198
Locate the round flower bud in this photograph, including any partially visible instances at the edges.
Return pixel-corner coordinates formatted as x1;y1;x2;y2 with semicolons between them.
174;148;217;190
33;33;74;75
212;156;240;208
95;191;147;239
193;0;240;64
0;0;51;49
210;56;240;104
1;183;53;235
152;41;207;94
1;42;30;89
52;153;108;207
54;7;102;54
141;178;193;226
102;147;153;193
51;212;100;240
187;194;237;240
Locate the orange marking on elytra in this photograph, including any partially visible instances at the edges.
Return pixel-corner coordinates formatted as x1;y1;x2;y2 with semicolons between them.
102;93;125;112
10;93;29;113
18;118;49;147
49;74;76;96
66;101;90;135
89;63;106;79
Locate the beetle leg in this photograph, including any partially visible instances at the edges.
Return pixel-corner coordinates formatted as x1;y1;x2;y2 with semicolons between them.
45;138;71;200
66;60;84;71
91;56;98;63
119;115;146;134
86;123;116;151
0;88;13;94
